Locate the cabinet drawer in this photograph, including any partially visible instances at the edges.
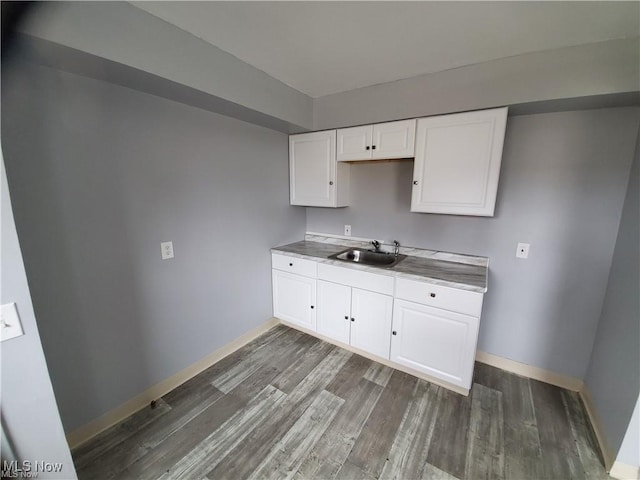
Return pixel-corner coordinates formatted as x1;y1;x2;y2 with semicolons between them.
272;253;317;278
318;263;394;295
395;277;483;317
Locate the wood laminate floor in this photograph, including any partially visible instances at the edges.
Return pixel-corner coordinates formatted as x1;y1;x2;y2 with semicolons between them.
73;325;609;480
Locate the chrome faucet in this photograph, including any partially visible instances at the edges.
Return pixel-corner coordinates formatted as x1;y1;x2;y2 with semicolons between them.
393;240;400;256
370;240;381;252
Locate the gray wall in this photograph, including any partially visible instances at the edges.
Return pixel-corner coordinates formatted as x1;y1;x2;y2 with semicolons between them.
307;108;640;379
19;2;313;131
616;396;639;467
313;38;639;130
1;157;76;478
19;3;638;135
584;127;639;460
1;60;305;432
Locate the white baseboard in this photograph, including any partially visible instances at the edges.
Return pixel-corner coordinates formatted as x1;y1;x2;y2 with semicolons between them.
580;386;616;471
475;350;584;392
610;461;640;480
66;317;279;450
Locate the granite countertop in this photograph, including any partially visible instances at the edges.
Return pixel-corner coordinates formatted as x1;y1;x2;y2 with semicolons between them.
271;239;488;293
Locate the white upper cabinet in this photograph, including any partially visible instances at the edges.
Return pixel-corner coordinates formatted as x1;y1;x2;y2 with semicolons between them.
336;125;372;161
289;130;349;207
372;119;416;160
336;119;416;161
411;107;508;216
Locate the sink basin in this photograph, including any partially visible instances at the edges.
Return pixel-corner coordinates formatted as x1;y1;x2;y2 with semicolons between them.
328;248;407;268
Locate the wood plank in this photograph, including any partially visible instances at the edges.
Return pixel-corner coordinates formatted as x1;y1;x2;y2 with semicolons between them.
158;385;287;480
426;384;472;479
474;362;543;480
464;383;505;480
172;324;290;394
344;370;417;478
363;361;394;387
248;389;344;480
380;380;441;480
74;334;608;480
211;359;263;393
269;330;321;371
205;347;353;480
83;385;223;478
72;399;171;471
421;463;460;480
333;461;376;480
502;371;543;480
561;390;609;479
530;379;585;480
122;351;293;480
230;363;282;403
119;392;246;480
210;327;306;393
473;361;502;390
324;353;372;399
272;340;336;393
296;378;384;479
142;385;225;451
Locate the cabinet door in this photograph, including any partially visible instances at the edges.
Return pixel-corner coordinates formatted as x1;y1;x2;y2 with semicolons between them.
391;299;479;389
372;119;416;159
272;270;317;331
317;280;351;344
337;125;372;161
411;107;507;216
350;288;393;359
290;130;339;207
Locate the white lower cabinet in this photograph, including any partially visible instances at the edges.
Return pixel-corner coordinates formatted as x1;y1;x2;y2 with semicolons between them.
272;251;484;395
391;299;479;389
272;270;317;330
317;280;393;359
272;253;318;330
316;280;351;343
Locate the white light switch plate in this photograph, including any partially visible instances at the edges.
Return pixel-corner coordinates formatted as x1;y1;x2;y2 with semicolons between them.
161;241;174;260
1;303;24;342
344;225;352;236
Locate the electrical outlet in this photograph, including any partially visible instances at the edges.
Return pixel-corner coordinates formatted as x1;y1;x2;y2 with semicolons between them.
516;242;530;259
161;241;174;260
1;303;24;342
344;225;352;236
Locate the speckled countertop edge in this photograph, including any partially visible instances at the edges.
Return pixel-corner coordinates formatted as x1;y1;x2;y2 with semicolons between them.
271;238;488;293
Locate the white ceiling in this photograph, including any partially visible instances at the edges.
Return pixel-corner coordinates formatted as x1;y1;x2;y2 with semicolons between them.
132;1;639;98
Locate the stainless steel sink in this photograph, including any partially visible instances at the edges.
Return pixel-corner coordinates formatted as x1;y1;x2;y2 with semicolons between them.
328;248;407;268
